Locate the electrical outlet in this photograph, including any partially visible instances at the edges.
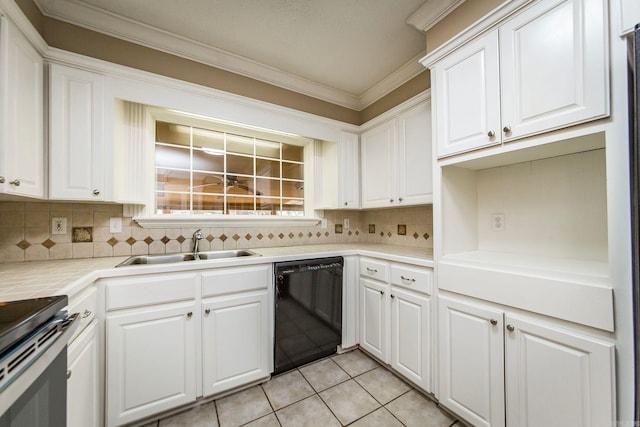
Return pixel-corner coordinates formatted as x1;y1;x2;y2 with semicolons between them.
321;218;328;229
343;218;350;229
110;217;123;233
52;217;67;235
492;213;505;232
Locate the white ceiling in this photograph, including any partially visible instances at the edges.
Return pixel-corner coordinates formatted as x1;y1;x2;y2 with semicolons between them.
34;0;435;109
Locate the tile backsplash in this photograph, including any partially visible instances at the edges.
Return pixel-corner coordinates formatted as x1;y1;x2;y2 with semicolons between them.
0;202;432;263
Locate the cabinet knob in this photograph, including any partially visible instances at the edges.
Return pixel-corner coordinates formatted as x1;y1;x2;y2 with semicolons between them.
82;309;92;318
390;199;394;203
187;312;193;318
9;179;20;186
503;125;512;134
506;324;515;332
391;294;395;299
490;319;498;326
344;202;348;206
379;290;384;295
487;130;495;138
398;197;403;202
67;370;72;380
0;176;4;183
92;189;100;196
205;308;210;315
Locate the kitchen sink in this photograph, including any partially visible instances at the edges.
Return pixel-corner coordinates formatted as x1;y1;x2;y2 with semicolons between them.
115;250;260;267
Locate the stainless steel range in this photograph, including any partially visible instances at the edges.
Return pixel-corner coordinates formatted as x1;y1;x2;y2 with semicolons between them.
0;296;79;426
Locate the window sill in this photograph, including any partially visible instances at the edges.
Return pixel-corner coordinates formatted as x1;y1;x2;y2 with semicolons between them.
133;215;321;228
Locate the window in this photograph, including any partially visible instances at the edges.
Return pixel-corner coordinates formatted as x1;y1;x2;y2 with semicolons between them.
154;120;306;216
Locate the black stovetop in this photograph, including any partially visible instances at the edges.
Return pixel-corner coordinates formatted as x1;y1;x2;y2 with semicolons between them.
0;295;68;356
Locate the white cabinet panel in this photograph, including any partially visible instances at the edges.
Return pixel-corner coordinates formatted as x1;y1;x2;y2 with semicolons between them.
439;295;505;427
339;132;360;209
499;0;608;141
359;277;388;361
106;302;197;427
0;17;44;198
67;321;100;427
361;120;396;208
202;291;270;396
504;315;615;427
49;63;105;200
397;101;433;205
433;31;501;157
390;287;431;391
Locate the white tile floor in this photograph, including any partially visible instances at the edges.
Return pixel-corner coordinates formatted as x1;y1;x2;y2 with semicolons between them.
141;349;459;427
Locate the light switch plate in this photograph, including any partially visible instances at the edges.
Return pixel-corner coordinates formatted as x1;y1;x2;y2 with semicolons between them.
110;217;123;233
52;217;67;235
343;218;350;229
321;218;327;229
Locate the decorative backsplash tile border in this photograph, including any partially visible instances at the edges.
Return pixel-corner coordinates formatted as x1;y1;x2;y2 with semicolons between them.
0;202;433;263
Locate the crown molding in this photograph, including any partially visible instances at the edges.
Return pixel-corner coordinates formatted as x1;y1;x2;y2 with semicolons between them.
33;0;433;111
406;0;466;32
0;0;47;52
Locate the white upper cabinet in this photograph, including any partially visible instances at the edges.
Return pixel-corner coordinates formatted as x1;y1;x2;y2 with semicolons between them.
432;0;608;158
499;0;608;141
433;31;501;157
315;131;360;210
361;119;397;208
361;97;432;208
49;63;105;200
397;101;433;205
0;17;44;198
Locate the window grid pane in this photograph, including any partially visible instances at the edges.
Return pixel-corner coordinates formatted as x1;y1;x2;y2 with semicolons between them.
155;121;303;215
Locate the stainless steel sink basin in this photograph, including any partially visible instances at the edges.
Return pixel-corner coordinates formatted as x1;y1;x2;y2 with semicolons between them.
116;250;260;267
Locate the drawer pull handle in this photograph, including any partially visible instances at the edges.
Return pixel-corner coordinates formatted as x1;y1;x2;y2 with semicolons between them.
9;179;20;186
506;324;515;332
400;276;416;283
490;319;498;326
366;267;378;273
82;309;92;318
205;308;211;315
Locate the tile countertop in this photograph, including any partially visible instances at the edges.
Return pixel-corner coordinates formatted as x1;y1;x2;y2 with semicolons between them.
0;244;433;302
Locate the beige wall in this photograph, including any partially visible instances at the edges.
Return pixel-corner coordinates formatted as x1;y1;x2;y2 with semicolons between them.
15;0;431;125
425;0;504;53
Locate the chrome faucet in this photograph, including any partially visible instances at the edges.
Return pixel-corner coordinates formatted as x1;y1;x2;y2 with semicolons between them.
192;229;203;259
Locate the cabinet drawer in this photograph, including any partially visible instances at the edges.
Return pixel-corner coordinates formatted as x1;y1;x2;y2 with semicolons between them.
104;273;198;311
202;264;271;297
391;264;432;295
359;258;389;282
68;286;97;342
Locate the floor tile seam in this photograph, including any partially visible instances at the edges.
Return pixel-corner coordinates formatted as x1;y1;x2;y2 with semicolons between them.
314;388;353;426
344;406;408;427
352;373;398;407
262;369;319;414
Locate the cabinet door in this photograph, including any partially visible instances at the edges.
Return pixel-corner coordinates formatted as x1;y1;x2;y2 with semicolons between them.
202;291;270;396
106;302;197;427
361;119;396;208
433;30;501;158
359;277;388;361
0;17;44;198
339;131;360;209
67;321;100;427
504;315;615;427
49;63;105;200
390;287;431;392
439;295;505;427
499;0;608;141
397;101;432;205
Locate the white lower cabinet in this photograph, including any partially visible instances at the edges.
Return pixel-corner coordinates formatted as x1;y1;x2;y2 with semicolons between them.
201;264;272;396
67;321;100;427
102;265;272;426
439;293;615;427
202;291;270;395
106;301;197;427
358;257;432;392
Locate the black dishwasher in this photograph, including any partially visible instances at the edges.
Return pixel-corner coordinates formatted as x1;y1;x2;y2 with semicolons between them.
274;257;343;375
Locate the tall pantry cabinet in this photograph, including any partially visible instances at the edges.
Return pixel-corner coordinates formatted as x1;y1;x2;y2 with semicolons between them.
423;0;620;425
